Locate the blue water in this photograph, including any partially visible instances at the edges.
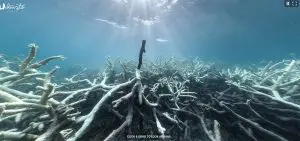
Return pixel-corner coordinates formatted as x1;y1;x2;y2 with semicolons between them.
0;0;299;69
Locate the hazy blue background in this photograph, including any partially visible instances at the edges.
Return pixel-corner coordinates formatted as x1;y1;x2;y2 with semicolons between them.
0;0;299;69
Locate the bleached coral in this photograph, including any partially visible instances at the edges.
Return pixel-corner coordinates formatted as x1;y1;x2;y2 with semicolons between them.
1;42;300;141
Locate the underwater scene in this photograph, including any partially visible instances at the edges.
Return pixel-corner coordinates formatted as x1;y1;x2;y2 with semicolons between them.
0;0;300;141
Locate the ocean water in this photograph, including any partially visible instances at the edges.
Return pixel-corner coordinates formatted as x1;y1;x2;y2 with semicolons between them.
0;0;299;69
1;0;300;141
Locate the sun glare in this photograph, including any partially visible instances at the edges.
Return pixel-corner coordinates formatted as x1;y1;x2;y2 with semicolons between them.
106;0;181;54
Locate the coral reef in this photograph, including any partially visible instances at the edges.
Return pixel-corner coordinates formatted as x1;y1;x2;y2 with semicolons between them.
0;41;300;141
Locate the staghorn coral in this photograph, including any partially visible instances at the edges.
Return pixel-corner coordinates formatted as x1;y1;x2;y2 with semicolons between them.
0;41;300;141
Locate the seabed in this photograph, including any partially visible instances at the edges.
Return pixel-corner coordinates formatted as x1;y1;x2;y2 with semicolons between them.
0;42;300;141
